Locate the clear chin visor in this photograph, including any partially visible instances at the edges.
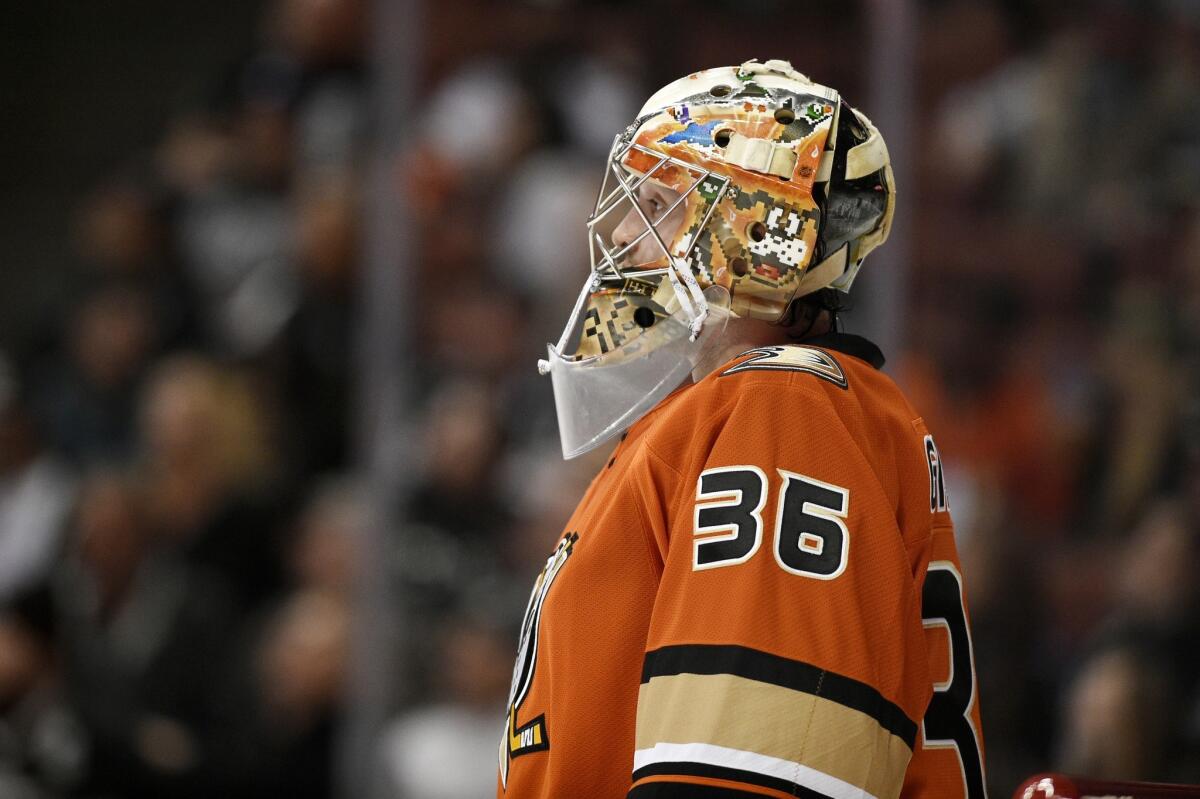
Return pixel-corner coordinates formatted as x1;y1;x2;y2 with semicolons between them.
539;285;730;460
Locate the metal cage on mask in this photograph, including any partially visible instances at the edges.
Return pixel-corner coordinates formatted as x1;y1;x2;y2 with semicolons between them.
572;137;729;354
537;136;734;459
590;138;731;278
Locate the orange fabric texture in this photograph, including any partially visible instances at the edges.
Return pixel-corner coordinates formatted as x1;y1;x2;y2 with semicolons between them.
499;337;985;799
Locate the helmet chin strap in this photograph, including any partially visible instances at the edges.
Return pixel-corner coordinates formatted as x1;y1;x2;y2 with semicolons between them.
667;256;709;340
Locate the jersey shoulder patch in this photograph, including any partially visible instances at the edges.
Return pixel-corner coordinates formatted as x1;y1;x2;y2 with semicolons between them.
720;345;848;389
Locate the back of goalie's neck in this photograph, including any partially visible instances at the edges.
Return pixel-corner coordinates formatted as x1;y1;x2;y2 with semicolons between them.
690;317;787;383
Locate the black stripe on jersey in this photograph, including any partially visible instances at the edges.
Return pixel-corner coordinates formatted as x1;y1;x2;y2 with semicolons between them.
631;762;834;798
641;643;917;748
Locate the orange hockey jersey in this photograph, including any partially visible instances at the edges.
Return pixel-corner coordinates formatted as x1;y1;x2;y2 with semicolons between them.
499;333;986;799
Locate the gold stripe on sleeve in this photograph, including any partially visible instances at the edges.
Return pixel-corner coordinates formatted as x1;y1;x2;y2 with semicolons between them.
636;672;912;799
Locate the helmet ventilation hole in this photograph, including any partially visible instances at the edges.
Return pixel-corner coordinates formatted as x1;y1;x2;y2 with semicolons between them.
714;129;733;148
709;84;732;98
774;107;795;125
633;306;656;328
748;221;767;242
730;257;749;277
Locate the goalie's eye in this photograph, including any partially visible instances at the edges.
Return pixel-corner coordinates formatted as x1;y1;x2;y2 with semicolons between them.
638;193;670;225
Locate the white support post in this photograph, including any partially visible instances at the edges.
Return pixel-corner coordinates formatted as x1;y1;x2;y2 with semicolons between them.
339;0;420;796
857;0;916;356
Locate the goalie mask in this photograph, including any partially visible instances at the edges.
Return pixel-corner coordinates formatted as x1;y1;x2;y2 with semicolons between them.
539;59;896;459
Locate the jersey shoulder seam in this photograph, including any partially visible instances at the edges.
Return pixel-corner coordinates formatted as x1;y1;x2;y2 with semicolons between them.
637;439;683;579
642;436;684;480
641;395;742;566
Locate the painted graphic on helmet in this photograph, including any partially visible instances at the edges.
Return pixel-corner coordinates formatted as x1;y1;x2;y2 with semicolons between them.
662;120;721;146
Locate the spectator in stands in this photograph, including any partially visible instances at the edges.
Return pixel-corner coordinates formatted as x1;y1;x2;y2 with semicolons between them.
233;589;350;799
0;353;76;604
1055;639;1175;781
73;173;203;353
32;284;157;465
49;468;241;798
138;356;285;608
267;172;361;479
378;611;511;799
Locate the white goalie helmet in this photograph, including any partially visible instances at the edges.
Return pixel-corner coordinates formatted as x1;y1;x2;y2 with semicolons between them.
539;59;896;459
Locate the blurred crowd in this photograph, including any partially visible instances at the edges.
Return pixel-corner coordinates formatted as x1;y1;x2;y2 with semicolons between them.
1;0;1199;797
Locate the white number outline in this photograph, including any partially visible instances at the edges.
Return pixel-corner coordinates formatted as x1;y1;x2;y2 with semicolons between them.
773;469;850;580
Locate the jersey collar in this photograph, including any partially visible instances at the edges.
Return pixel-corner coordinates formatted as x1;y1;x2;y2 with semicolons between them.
799;332;886;370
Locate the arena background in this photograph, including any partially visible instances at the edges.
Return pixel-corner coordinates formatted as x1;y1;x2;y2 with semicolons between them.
1;1;1198;797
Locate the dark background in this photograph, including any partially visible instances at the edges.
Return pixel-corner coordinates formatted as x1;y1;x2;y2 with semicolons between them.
1;2;265;348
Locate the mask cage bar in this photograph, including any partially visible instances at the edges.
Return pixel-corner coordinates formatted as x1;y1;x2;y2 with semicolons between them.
551;275;600;356
586;134;643;279
588;145;678;276
590;150;661;225
591;146;697;272
609;155;729;283
549;140;730;361
586;141;728;281
589;133;654;220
